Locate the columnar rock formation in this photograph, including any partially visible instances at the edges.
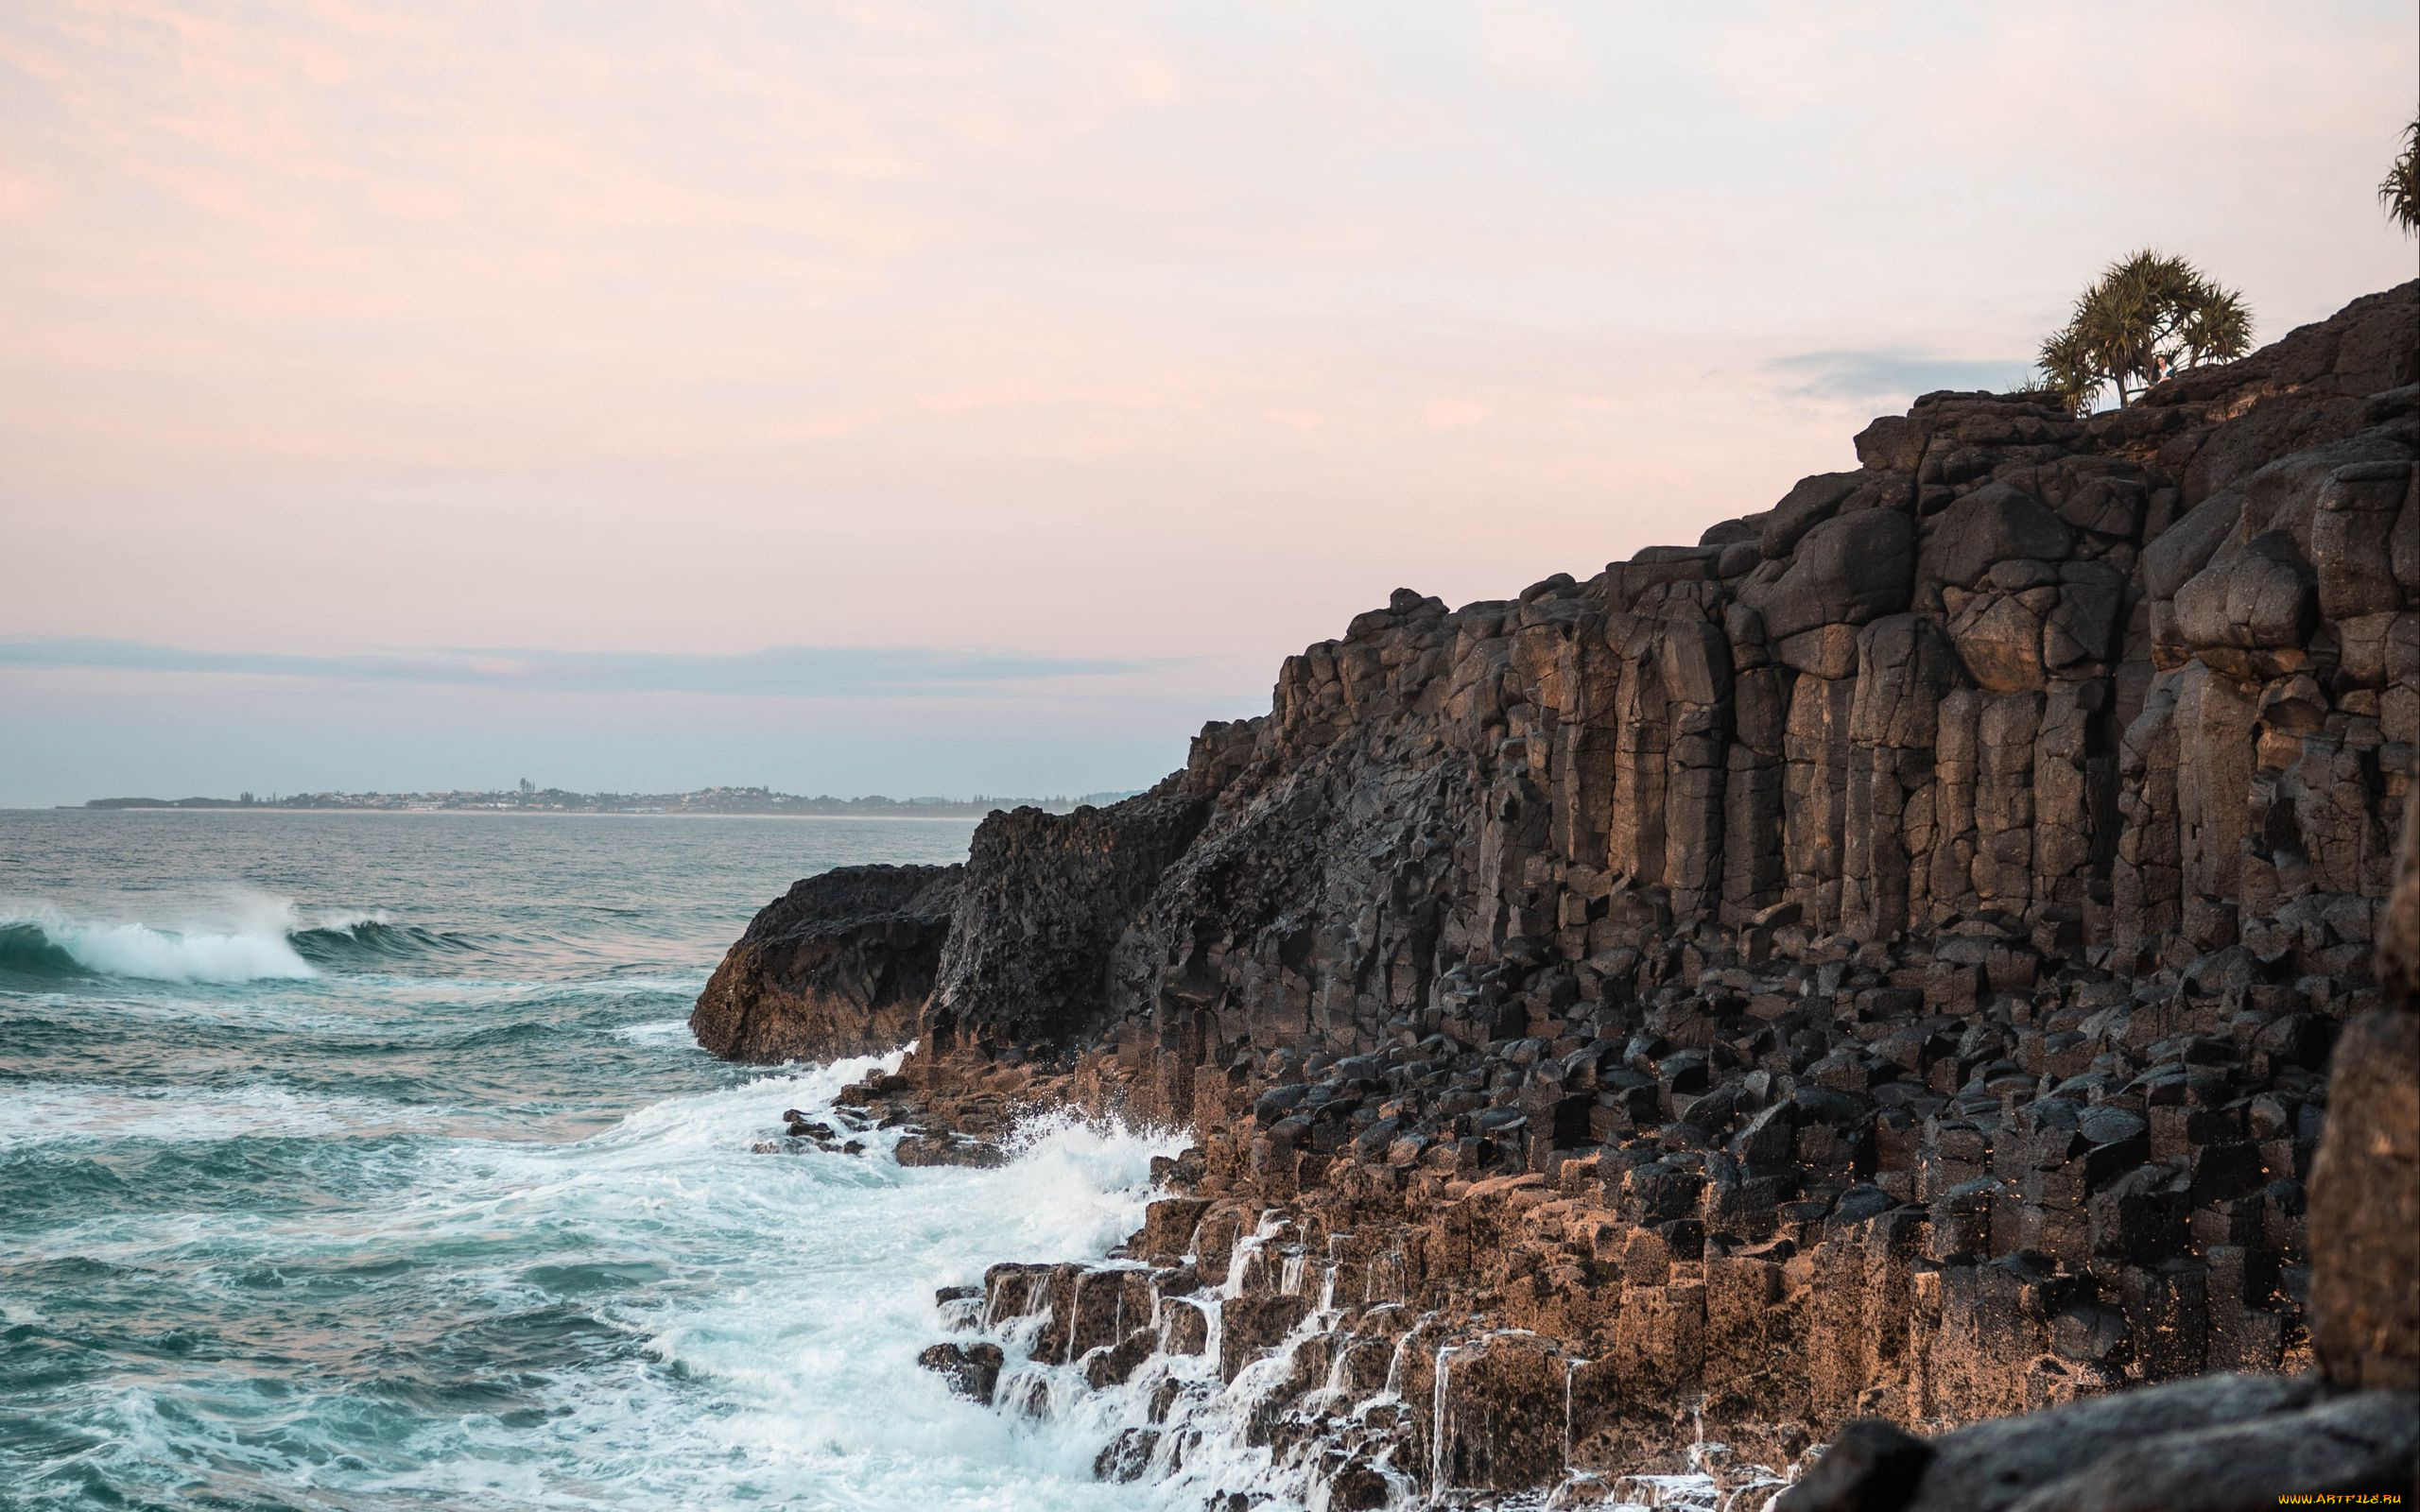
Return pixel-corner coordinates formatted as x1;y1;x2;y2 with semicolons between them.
1772;782;2418;1511
699;283;2419;1505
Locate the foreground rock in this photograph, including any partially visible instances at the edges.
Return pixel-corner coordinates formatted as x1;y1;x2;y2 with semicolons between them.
1780;1374;2414;1510
690;863;959;1062
714;283;2420;1505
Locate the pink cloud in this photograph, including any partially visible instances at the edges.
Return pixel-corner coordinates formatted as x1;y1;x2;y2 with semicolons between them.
0;0;2410;793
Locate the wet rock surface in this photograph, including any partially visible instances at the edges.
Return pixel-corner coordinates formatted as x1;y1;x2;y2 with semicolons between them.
715;284;2420;1506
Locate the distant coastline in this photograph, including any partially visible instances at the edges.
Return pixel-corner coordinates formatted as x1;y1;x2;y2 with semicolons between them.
68;784;1140;817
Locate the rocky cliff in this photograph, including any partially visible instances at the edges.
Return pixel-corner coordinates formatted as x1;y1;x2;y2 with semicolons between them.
698;282;2420;1506
690;863;960;1063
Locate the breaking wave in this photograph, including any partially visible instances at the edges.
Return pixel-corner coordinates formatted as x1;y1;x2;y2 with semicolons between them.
288;915;468;966
2;808;1222;1510
0;902;453;985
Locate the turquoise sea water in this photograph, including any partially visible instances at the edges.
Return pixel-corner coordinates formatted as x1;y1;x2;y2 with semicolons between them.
0;811;1178;1512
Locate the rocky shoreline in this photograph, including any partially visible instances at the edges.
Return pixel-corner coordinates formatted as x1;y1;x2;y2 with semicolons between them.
698;283;2419;1507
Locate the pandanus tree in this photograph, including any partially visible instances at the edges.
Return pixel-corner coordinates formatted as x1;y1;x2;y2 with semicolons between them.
2034;251;2253;416
2384;114;2420;235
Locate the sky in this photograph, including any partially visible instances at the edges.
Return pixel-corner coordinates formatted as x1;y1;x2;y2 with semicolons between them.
1;1;2413;806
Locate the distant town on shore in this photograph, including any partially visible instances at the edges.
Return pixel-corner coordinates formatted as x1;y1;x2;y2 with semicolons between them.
76;782;1141;816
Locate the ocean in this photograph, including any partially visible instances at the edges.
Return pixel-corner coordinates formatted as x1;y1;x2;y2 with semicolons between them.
0;810;1184;1512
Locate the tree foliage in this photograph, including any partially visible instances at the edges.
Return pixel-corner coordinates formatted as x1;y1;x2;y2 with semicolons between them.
2384;114;2420;236
2035;251;2252;416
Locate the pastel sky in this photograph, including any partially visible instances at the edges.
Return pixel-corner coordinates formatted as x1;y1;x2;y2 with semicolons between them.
2;2;2412;806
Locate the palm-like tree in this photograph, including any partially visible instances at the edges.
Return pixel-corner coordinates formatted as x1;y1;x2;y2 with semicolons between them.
2036;251;2253;415
2384;114;2420;236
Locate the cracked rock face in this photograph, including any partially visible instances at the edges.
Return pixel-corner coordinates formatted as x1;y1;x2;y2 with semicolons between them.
703;282;2420;1505
688;863;961;1063
2308;786;2420;1399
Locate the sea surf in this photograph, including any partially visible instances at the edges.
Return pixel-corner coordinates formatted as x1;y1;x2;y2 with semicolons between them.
0;810;1188;1511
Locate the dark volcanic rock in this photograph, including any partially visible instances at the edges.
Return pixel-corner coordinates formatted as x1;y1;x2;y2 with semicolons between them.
705;283;2420;1508
917;1341;1004;1405
689;863;960;1062
925;790;1211;1053
1996;1391;2417;1511
1778;1419;1931;1511
1740;507;1915;640
1774;1375;2418;1512
1920;482;2073;588
1780;782;2420;1510
892;1129;1009;1167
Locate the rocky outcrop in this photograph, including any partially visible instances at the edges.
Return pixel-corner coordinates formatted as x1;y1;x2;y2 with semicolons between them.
705;282;2420;1503
927;791;1212;1056
688;863;960;1062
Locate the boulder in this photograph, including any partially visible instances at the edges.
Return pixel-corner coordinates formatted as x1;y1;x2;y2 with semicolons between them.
1742;507;1916;640
1776;1374;2319;1512
1920;483;2076;593
689;864;961;1062
1947;593;2046;692
917;1341;1005;1404
1758;472;1864;560
2172;530;2319;658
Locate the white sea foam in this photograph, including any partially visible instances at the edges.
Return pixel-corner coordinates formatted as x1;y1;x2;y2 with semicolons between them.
320;1054;1190;1510
610;1018;700;1042
1;897;319;983
9;807;1187;1511
0;1080;425;1153
566;976;712;995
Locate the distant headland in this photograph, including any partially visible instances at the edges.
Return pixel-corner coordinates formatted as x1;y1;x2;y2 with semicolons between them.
73;784;1140;816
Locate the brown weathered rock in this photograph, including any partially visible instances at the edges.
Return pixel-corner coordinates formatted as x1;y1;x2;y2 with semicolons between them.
917;1340;1004;1404
891;1129;1008;1167
2308;789;2420;1392
688;863;960;1062
2385;787;2420;1006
